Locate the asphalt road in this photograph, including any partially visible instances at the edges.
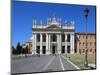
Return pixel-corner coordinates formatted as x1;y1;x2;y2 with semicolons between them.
11;54;78;74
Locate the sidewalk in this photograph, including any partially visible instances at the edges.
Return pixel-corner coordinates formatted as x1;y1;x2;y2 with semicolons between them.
88;64;96;69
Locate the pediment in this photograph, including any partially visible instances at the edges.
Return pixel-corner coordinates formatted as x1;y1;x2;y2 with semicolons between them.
46;24;61;29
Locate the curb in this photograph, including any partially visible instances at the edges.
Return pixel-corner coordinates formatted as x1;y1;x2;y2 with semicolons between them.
61;55;80;70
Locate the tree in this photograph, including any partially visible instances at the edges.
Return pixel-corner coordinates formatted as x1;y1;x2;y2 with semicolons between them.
16;42;22;54
12;46;16;54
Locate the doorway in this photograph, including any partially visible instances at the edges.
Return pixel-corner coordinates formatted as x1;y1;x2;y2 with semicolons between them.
52;45;56;54
42;46;46;54
36;46;40;54
62;46;65;54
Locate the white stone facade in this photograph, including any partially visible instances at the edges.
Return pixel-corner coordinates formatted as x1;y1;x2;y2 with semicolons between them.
31;16;75;55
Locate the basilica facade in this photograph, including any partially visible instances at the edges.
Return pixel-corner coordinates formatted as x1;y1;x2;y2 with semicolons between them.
31;16;75;55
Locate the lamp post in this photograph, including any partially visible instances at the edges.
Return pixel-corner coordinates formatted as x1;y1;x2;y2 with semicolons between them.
83;8;89;67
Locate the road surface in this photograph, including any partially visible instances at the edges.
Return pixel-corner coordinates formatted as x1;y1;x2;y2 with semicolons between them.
11;54;78;74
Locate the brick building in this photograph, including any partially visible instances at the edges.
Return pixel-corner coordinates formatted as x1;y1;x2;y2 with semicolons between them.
75;32;96;54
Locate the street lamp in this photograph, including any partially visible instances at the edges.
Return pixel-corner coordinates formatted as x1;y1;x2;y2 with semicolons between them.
83;8;89;67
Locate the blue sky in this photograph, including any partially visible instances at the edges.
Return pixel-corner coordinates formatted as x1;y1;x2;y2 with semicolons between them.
12;1;96;47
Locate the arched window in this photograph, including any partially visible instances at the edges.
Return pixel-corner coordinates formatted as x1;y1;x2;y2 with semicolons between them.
90;49;92;52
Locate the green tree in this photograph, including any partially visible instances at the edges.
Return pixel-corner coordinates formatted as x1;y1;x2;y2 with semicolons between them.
12;46;16;54
16;42;22;54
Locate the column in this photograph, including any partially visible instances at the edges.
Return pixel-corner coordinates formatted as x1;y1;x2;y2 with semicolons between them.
32;34;34;54
57;34;59;54
48;34;51;54
65;33;67;54
46;33;49;55
40;33;42;55
60;34;62;54
57;33;61;54
33;33;36;55
71;33;74;54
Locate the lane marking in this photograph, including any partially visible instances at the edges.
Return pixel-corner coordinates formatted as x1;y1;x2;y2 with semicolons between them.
42;56;55;71
61;55;80;69
59;55;65;71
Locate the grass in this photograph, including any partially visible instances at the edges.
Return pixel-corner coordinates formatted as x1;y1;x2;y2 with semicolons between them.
65;53;96;69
